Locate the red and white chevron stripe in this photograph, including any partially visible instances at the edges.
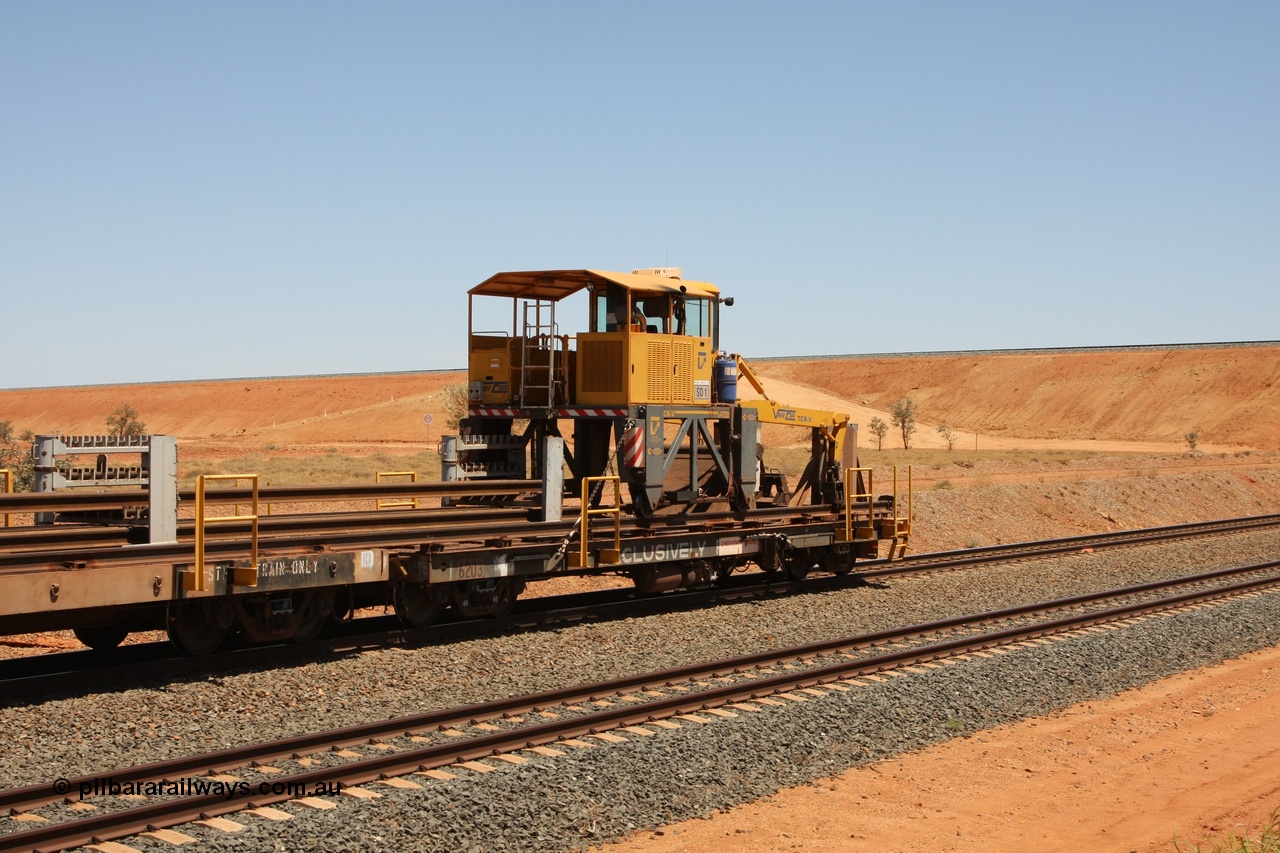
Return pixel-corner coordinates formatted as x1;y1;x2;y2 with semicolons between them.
621;424;645;468
469;406;628;418
557;407;627;417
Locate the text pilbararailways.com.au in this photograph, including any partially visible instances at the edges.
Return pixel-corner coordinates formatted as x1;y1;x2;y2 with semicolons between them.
53;776;345;801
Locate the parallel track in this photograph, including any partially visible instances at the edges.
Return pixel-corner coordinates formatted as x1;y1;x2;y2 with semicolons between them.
3;559;1278;852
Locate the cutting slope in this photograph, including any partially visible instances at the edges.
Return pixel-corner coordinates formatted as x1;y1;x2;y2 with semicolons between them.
751;345;1280;450
1;345;1276;452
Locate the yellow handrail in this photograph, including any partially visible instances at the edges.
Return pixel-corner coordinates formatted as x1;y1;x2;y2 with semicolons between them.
191;474;259;591
841;466;874;542
376;470;419;510
893;464;914;528
574;475;621;568
1;469;11;528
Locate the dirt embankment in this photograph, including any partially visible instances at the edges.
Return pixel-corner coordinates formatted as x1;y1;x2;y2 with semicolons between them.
0;372;460;450
752;346;1280;450
2;345;1276;456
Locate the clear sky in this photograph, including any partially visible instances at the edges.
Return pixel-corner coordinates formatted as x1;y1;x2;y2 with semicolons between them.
2;1;1277;389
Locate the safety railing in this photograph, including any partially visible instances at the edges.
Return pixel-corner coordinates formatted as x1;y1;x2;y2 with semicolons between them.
1;469;11;528
571;475;621;568
376;471;420;510
887;464;913;559
839;464;912;559
893;464;914;524
190;474;259;591
840;466;875;543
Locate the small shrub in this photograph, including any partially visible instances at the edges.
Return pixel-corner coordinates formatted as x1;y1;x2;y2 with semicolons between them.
106;404;146;437
934;479;954;490
890;397;919;449
441;383;470;430
935;421;957;451
867;416;889;451
0;421;36;491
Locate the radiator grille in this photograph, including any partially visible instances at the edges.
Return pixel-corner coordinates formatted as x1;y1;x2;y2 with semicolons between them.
646;339;671;400
672;341;693;404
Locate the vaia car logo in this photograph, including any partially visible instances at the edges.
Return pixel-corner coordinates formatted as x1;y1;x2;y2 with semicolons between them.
697;352;707;369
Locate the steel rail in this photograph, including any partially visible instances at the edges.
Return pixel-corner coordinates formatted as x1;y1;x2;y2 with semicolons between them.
3;562;1278;853
866;513;1280;569
0;504;832;572
2;501;1274;570
858;513;1280;580
0;479;541;514
0;507;533;554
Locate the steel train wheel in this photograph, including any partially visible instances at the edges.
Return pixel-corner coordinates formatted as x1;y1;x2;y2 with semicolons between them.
290;590;335;643
784;552;811;582
73;623;129;651
393;582;443;629
821;543;856;576
167;599;230;656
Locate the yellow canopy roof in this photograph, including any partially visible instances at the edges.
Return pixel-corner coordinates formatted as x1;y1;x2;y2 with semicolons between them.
469;269;720;301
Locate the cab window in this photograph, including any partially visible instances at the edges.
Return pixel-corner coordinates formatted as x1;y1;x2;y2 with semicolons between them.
680;297;710;338
592;284;627;332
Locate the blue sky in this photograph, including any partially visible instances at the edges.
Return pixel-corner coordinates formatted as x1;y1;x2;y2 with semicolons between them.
2;1;1276;389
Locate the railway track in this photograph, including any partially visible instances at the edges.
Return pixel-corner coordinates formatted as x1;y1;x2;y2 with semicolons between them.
856;513;1280;579
2;557;1278;853
3;515;1278;699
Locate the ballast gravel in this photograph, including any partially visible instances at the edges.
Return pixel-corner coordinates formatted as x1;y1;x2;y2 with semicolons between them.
2;530;1279;850
116;586;1280;853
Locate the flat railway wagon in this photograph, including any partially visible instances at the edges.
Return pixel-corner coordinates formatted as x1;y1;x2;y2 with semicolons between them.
0;268;912;655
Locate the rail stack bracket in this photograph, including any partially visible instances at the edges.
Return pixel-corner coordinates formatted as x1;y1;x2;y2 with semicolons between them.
33;434;178;543
540;435;564;522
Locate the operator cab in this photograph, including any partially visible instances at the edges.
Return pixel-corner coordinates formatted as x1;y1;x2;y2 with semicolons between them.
467;268;723;410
